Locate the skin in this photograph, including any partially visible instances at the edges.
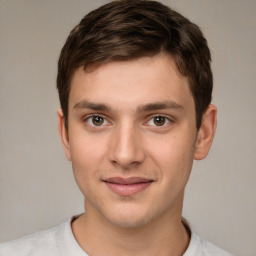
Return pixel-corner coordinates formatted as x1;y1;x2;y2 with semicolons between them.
58;53;217;256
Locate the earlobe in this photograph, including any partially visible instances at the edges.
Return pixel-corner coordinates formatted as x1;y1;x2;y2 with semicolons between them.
57;109;71;161
194;104;217;160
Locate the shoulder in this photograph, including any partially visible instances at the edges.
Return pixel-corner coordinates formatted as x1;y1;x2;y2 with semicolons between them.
0;223;63;256
185;232;234;256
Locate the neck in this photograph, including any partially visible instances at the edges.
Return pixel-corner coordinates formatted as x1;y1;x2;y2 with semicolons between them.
72;196;190;256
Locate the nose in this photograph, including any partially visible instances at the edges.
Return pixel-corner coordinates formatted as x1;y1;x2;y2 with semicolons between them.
108;123;146;169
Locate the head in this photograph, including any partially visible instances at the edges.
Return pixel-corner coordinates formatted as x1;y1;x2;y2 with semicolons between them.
57;0;212;130
57;0;216;229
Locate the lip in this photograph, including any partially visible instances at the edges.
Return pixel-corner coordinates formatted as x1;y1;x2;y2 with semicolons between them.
103;177;153;196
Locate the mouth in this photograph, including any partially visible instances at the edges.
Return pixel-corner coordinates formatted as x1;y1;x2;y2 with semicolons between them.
102;177;153;196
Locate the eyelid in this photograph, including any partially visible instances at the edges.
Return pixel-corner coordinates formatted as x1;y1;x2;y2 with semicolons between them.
82;113;174;128
144;114;174;127
83;114;111;127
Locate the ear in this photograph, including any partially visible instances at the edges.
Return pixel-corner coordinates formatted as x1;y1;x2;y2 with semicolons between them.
194;104;217;160
57;109;71;161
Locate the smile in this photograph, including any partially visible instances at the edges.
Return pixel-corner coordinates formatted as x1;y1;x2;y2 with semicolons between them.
103;177;153;196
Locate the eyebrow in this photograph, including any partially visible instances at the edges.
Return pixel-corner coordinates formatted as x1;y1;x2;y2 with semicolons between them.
137;101;184;113
73;100;184;112
73;100;110;111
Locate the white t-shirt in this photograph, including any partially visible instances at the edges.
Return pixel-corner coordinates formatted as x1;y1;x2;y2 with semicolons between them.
0;217;233;256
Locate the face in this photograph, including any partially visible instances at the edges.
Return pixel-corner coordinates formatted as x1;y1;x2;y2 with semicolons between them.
59;54;216;228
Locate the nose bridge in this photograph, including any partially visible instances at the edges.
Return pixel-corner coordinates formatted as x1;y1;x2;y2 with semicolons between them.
109;120;145;167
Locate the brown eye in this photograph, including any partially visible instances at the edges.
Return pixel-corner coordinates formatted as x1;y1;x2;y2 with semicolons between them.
153;116;166;126
92;116;104;126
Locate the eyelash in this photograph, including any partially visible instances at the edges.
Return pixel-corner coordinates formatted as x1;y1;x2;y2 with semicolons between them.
84;114;110;127
145;115;172;127
83;114;173;128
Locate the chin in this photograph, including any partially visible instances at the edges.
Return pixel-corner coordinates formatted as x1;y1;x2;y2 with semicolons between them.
108;216;150;229
104;206;154;229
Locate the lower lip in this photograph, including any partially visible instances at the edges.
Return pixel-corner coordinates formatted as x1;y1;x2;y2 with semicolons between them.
105;182;152;196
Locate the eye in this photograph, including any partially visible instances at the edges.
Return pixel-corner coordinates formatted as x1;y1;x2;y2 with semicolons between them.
86;115;109;127
147;116;170;127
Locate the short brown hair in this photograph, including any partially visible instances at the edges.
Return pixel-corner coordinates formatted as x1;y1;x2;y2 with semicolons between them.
57;0;212;129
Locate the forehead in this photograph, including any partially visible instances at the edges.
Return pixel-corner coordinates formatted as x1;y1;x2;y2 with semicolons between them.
69;54;193;112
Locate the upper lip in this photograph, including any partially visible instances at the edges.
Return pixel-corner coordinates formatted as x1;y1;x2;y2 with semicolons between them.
103;177;153;185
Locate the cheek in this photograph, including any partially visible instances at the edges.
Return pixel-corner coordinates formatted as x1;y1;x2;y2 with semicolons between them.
69;129;107;165
68;132;108;190
147;133;195;182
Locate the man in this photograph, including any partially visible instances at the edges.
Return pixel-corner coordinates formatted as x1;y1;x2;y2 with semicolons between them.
0;1;233;255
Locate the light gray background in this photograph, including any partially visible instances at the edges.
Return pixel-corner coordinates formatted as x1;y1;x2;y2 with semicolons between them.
0;1;255;255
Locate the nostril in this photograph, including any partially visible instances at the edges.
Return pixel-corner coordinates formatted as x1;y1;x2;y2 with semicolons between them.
110;159;144;171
